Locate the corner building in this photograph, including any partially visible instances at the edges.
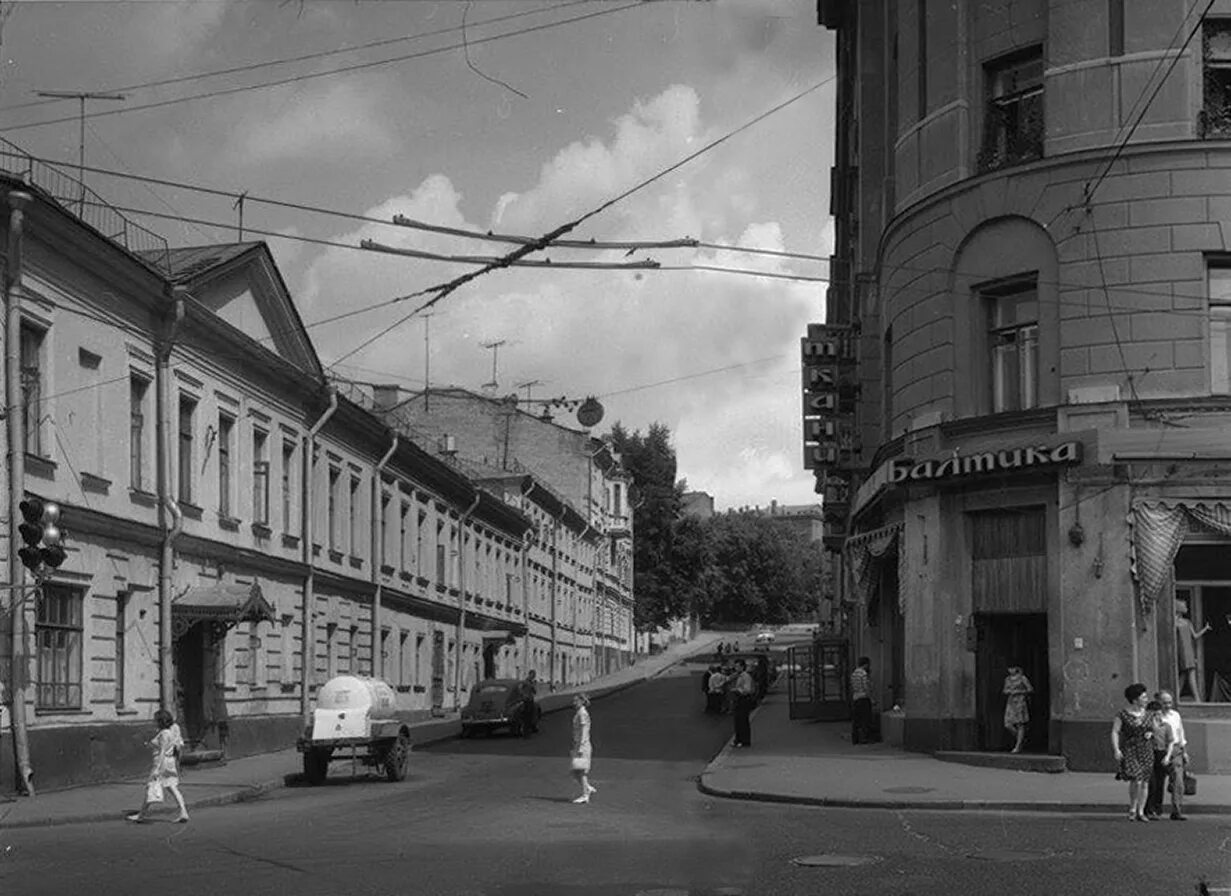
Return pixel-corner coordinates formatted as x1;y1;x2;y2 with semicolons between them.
817;1;1231;772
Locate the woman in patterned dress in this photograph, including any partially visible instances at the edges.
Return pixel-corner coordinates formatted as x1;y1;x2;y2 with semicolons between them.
1002;665;1033;753
1110;683;1154;822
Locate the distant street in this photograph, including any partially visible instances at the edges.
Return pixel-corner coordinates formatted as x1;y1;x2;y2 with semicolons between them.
3;664;1229;896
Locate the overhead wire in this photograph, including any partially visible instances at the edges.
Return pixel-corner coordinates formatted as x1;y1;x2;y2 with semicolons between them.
0;0;589;116
0;2;643;134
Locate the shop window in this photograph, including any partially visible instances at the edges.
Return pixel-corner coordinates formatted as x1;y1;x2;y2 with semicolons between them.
36;584;83;709
978;46;1044;171
985;277;1039;413
1201;19;1231;138
1173;545;1231;703
1208;266;1231;393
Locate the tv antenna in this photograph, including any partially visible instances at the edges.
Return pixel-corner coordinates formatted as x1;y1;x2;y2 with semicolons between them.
516;379;543;402
481;339;507;390
33;89;127;212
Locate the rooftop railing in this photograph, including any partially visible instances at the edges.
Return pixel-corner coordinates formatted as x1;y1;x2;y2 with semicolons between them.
0;136;171;273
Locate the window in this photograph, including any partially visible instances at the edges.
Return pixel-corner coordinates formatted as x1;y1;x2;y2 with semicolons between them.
249;623;265;688
349;475;361;556
1202;19;1231;138
883;326;894;439
281;439;296;532
253;429;269;525
36;584;83;709
327;466;340;551
985;278;1039;413
1109;0;1124;57
380;493;391;568
400;501;411;571
978;47;1044;171
115;592;128;706
178;395;197;503
417;508;427;571
218;413;235;517
130;375;149;491
348;624;359;674
1211;267;1231;393
78;349;103;474
381;628;393;681
20;323;44;457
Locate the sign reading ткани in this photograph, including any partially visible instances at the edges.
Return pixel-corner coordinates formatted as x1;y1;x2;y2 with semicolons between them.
889;441;1083;484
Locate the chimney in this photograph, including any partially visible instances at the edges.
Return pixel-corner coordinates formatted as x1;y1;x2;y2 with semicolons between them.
372;384;400;412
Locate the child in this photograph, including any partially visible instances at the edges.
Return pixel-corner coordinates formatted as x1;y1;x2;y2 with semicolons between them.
128;708;189;824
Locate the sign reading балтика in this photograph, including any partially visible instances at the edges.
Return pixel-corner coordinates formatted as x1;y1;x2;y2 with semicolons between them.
889;441;1083;484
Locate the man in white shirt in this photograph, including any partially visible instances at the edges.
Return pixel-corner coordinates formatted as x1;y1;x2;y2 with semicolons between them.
731;660;756;747
850;656;874;744
1155;690;1189;820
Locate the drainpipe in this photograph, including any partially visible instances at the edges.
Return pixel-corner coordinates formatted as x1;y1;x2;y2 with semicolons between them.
156;286;188;716
300;388;338;719
370;430;397;680
550;506;566;687
5;190;32;795
453;491;481;706
580;522;594;680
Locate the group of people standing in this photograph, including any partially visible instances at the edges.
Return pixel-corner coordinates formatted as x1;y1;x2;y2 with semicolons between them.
701;658;763;748
1112;683;1192;822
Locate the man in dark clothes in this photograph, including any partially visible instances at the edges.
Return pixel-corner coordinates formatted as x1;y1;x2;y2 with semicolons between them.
731;659;756;747
701;665;714;713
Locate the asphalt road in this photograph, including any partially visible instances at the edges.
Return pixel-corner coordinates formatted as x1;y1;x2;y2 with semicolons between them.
3;663;1230;896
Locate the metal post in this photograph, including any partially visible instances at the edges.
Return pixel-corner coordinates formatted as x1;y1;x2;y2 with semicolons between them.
5;190;32;795
33;90;126;211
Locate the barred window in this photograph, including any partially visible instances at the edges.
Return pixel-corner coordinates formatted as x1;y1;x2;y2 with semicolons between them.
36;584;84;709
978;47;1044;171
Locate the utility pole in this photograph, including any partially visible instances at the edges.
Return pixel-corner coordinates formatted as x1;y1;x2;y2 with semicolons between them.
481;339;506;391
33;90;127;212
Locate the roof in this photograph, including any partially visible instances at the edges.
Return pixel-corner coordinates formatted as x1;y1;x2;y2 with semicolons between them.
158;243;263;282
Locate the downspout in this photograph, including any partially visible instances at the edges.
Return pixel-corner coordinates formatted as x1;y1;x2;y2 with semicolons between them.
519;527;531;676
453;491;481;706
157;286;188;716
5;190;32;795
550;506;566;687
300;388;338;719
370;431;397;679
580;522;594;682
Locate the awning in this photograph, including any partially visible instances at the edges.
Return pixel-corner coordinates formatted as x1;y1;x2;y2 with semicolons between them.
844;522;904;609
480;630;517;643
1130;501;1231;610
172;581;277;626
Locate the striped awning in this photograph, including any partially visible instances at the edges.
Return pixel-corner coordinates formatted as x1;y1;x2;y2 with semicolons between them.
1130;501;1231;609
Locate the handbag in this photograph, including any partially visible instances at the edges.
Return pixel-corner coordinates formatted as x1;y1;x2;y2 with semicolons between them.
1167;770;1198;796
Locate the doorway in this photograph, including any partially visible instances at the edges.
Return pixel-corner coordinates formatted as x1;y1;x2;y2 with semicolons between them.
173;622;206;744
974;612;1050;753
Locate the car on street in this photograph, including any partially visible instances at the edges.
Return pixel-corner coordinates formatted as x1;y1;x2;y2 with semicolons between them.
460;678;535;738
754;631;776;644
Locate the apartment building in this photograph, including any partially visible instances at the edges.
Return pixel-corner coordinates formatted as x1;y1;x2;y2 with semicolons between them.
0;159;537;793
809;1;1231;772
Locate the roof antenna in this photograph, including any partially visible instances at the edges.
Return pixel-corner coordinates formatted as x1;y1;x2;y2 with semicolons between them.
233;191;248;242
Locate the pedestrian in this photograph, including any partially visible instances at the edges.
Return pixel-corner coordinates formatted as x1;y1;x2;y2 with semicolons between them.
520;669;540;734
731;659;756;748
1151;690;1190;821
1111;682;1154;822
850;656;874;745
706;665;727;715
569;693;596;804
128;708;189;824
701;665;715;713
1002;664;1033;753
1144;698;1170;820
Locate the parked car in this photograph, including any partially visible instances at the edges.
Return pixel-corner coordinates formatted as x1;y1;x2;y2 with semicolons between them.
755;631;776;645
296;675;412;785
461;679;534;738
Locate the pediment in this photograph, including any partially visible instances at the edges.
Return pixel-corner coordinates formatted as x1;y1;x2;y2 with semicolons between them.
164;243;322;378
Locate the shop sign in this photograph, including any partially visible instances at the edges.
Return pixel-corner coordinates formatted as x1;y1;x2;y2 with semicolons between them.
889;441;1082;484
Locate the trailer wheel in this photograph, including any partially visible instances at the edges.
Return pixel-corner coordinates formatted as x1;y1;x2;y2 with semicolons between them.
303;746;331;785
384;732;411;782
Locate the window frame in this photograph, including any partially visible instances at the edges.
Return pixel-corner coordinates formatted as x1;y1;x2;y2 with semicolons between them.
1202;18;1231;139
177;394;197;504
218;412;235;518
129;374;150;491
978;45;1045;172
983;276;1040;414
1208;265;1231;394
35;583;84;710
253;427;270;525
19;322;45;458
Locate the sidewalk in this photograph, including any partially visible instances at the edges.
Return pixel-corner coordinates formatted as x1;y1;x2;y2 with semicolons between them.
0;634;718;830
699;687;1231;814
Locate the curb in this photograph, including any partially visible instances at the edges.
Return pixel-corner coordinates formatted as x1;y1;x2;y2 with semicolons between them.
2;654;694;830
694;777;1231;815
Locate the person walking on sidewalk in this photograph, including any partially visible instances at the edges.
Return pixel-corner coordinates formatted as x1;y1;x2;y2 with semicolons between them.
128;708;189;824
731;659;756;748
850;656;874;745
569;694;597;804
1111;683;1154;822
1151;690;1189;821
1002;664;1033;753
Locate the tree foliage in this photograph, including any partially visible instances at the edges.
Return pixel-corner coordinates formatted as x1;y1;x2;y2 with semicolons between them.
609;421;825;631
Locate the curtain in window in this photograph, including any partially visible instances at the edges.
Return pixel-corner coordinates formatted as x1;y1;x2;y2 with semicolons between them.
1130;502;1231;609
845;523;904;609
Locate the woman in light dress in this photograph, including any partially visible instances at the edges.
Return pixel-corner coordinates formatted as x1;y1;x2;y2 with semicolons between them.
1002;664;1034;753
128;708;189;824
570;693;596;804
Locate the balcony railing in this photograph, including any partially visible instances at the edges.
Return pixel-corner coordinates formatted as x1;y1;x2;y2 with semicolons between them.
0;136;170;273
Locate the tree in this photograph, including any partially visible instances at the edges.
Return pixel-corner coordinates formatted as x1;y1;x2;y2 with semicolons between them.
607;421;685;631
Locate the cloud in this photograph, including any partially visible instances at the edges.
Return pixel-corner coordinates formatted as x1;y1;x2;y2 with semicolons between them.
131;0;230;59
224;80;396;166
296;83;826;510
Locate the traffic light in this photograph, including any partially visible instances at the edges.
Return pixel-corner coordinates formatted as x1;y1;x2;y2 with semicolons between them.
18;498;64;574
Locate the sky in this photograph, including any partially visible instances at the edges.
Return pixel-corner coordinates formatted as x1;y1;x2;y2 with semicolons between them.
0;0;836;512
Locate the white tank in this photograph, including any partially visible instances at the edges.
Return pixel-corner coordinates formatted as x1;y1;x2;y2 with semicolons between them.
310;675;398;740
